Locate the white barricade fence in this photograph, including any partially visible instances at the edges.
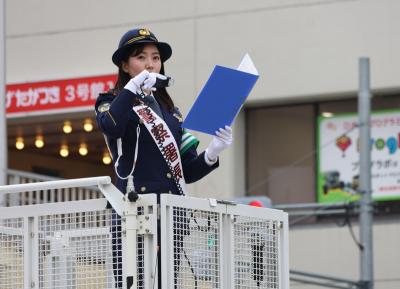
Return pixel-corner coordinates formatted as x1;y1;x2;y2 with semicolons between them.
160;196;289;289
0;177;289;289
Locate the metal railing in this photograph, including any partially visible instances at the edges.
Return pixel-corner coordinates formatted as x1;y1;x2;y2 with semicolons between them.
0;176;289;289
4;169;102;206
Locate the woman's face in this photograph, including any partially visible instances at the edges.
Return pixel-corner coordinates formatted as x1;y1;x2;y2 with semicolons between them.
122;44;162;77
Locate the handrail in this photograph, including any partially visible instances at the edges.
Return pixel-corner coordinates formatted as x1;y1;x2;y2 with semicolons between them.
0;176;111;194
2;171;110;206
7;168;60;182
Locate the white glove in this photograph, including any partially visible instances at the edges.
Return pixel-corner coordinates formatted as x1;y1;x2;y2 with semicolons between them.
124;70;150;95
124;71;168;96
205;126;233;162
142;72;167;91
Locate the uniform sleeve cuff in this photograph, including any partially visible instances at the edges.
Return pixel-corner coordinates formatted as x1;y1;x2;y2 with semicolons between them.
204;151;218;166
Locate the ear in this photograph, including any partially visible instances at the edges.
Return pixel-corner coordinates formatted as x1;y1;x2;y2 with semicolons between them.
121;61;129;74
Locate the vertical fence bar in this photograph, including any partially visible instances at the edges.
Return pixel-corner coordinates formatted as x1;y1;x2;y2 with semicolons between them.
160;201;174;289
78;188;83;200
9;175;20;206
49;189;55;203
143;221;157;288
71;188;76;201
161;201;167;289
167;205;174;289
35;189;40;204
123;207;138;289
57;188;62;203
32;216;39;288
28;190;33;205
64;188;70;202
222;213;234;289
24;217;32;288
280;216;290;289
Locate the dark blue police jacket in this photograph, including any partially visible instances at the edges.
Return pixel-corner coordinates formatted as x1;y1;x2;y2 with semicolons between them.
95;88;218;196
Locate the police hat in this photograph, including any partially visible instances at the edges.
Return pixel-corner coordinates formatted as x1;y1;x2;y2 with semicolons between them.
112;28;172;66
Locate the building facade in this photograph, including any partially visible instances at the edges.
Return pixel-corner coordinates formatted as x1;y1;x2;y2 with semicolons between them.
7;0;400;288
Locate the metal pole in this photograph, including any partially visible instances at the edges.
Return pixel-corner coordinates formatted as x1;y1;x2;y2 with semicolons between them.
291;269;361;287
0;0;7;206
358;58;374;289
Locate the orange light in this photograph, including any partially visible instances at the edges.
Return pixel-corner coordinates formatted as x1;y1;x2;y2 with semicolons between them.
59;144;69;157
83;118;94;132
102;150;112;165
79;143;88;156
35;135;44;148
63;121;72;134
15;137;24;150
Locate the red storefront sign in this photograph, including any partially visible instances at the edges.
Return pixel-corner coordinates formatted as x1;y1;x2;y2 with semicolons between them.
6;74;117;117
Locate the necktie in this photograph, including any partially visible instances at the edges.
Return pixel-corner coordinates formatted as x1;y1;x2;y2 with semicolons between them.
143;95;163;119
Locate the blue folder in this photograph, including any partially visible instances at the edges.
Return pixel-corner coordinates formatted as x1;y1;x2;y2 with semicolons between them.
182;65;259;135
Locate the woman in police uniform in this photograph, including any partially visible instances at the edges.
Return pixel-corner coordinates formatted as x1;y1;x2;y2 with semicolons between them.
95;28;232;288
95;27;232;197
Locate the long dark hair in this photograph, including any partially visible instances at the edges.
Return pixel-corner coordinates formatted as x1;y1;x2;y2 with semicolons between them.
113;44;175;111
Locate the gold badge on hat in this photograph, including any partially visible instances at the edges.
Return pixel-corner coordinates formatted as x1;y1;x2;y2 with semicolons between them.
139;29;151;36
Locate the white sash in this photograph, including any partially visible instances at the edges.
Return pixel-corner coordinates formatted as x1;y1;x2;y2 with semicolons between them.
132;104;187;195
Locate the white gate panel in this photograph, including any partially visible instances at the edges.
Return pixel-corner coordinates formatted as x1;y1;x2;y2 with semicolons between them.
160;194;289;289
160;195;226;289
228;205;289;289
0;199;119;289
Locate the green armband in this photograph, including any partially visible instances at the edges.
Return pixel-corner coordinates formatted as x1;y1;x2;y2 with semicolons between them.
180;129;200;155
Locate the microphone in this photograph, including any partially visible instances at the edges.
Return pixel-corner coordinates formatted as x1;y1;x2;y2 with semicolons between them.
154;76;174;88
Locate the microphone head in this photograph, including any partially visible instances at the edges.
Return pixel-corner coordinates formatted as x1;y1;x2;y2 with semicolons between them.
154;76;174;88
